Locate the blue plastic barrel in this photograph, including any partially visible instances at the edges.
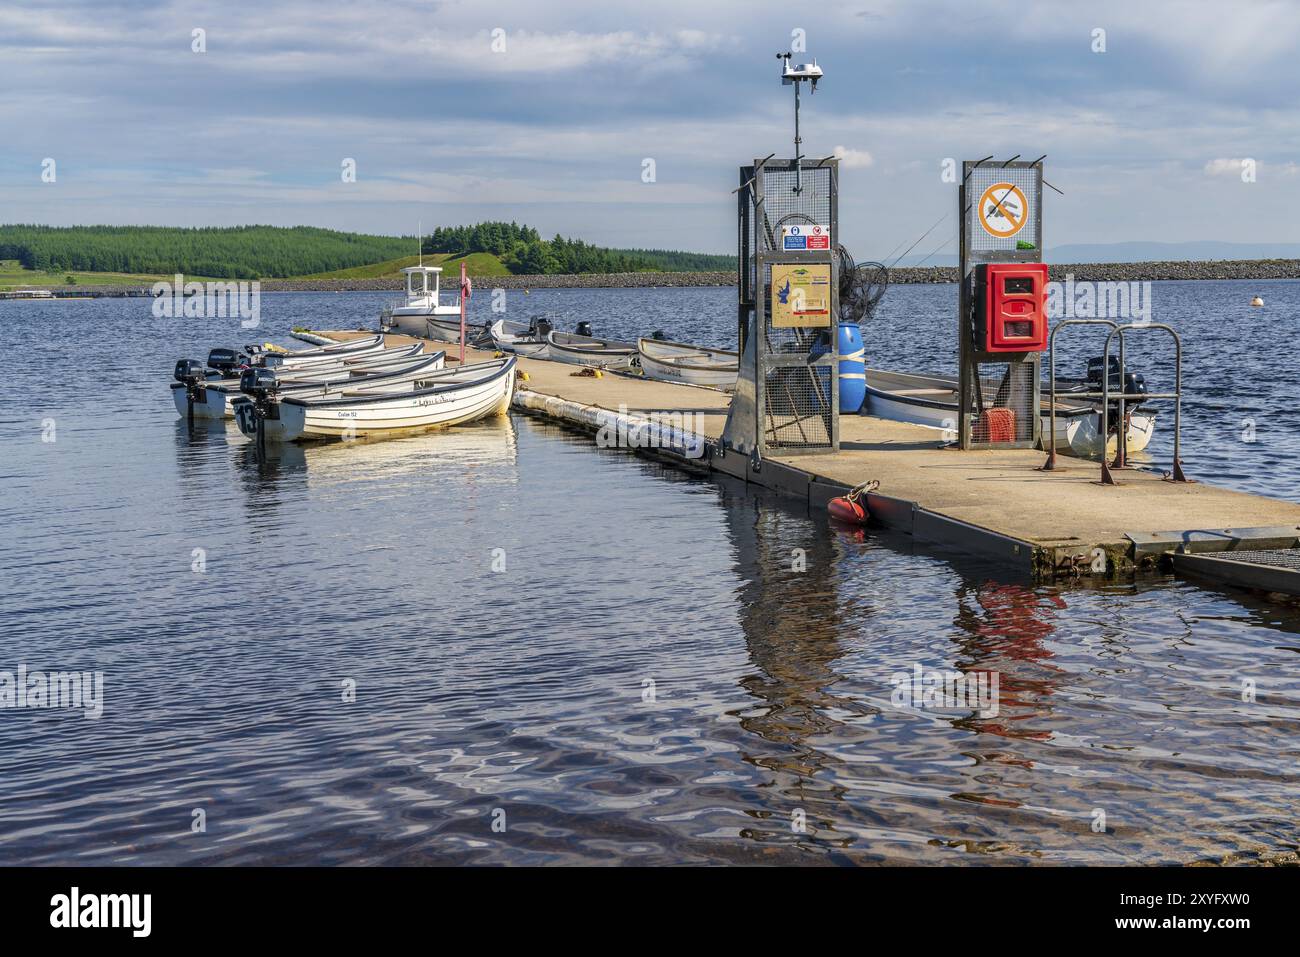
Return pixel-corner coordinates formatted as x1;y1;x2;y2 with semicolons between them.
838;322;866;413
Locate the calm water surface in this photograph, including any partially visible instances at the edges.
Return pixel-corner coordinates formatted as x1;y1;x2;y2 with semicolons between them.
1;283;1298;865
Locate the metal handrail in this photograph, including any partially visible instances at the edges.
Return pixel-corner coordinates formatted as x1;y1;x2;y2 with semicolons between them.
1041;318;1118;471
1099;322;1187;484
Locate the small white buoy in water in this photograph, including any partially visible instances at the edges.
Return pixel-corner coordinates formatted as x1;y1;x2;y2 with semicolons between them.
1251;296;1264;306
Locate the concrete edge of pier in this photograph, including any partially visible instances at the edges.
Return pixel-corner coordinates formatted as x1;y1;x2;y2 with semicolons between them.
312;329;1300;583
511;387;1045;576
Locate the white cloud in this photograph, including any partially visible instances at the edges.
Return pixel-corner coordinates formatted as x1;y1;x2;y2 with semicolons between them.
1204;158;1248;176
833;146;874;169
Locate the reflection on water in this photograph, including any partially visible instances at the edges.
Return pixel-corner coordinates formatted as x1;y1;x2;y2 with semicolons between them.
1;292;1299;866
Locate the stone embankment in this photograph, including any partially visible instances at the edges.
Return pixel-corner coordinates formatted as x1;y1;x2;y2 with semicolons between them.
18;260;1298;297
887;259;1300;284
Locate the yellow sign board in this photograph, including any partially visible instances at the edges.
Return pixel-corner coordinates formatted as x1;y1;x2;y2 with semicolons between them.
770;263;831;327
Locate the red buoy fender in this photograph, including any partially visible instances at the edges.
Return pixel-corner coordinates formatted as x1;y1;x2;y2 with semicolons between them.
826;479;879;526
827;496;868;524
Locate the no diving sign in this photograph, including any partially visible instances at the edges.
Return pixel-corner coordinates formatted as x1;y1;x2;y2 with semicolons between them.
977;183;1028;239
782;223;830;250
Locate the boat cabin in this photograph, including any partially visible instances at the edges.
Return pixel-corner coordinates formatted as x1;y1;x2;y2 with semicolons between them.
402;265;445;308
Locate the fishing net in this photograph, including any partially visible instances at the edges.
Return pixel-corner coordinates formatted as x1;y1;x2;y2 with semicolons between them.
836;245;888;325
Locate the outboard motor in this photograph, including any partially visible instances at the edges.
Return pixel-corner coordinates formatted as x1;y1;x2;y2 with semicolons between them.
1086;355;1149;429
207;347;246;377
1085;355;1121;387
533;318;553;339
575;321;593;338
239;367;279;398
239;367;280;448
651;330;668;341
174;359;206;423
174;358;205;384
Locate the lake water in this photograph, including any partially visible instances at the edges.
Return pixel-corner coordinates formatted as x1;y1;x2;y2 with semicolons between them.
1;281;1298;865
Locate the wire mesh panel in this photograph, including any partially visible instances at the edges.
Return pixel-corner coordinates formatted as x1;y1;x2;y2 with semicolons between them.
969;361;1036;444
764;364;834;449
963;164;1042;256
1212;549;1300;569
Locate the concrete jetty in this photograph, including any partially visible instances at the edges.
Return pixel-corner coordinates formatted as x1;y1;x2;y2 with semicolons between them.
315;330;1300;579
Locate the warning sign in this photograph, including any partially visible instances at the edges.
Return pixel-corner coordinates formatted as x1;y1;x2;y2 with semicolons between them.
977;182;1028;238
770;263;831;327
781;223;831;250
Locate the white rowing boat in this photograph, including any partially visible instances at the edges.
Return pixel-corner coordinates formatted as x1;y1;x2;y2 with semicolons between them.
864;368;1156;458
637;338;738;390
262;333;386;368
546;330;637;369
172;348;444;419
233;356;517;442
489;317;553;358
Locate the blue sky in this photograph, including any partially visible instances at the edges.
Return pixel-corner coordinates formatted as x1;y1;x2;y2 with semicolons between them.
2;0;1297;259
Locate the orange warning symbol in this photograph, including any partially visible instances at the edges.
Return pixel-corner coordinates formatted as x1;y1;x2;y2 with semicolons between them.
977;182;1028;238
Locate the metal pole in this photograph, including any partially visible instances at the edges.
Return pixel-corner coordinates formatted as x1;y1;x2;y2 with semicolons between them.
1113;330;1129;469
1099;327;1118;484
793;82;803;194
1172;329;1187;481
1042;324;1060;470
1041;319;1117;472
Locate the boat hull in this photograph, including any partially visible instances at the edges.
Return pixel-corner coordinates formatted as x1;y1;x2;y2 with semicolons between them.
386;306;461;339
173;349;442;419
636;346;738;389
489;319;551;358
425;316;483;344
865;370;1156;458
235;358;516;442
172;382;226;420
547;332;637;369
262;334;385;368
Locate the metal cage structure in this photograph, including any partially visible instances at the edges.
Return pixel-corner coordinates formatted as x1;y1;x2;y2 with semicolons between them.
723;156;840;460
958;159;1045;450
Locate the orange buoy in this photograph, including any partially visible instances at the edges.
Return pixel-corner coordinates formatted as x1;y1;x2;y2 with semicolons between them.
827;480;879;525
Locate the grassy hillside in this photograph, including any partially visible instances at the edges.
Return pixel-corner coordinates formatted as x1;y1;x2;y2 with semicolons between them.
0;225;417;280
297;252;510;280
0;259;217;290
0;223;731;284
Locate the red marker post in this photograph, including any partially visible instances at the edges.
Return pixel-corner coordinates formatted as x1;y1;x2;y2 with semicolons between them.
459;262;472;365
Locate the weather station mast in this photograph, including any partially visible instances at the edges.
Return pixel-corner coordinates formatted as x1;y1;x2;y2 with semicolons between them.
777;51;823;195
719;51;840;465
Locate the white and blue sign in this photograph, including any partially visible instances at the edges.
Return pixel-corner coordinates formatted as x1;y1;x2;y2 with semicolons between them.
781;223;830;250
